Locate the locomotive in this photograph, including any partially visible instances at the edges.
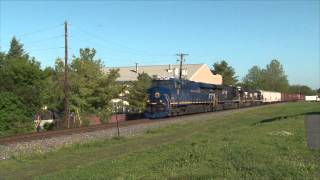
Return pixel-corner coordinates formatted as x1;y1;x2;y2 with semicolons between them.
144;78;303;119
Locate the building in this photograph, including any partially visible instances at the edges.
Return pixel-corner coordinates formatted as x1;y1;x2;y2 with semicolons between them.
103;63;222;85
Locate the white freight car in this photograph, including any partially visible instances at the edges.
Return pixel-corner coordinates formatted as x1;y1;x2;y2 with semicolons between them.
305;96;320;102
259;90;281;103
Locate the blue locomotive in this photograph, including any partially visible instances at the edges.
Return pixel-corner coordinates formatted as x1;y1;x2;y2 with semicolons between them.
144;78;242;118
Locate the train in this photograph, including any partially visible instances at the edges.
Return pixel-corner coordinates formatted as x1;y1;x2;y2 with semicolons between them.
144;78;305;118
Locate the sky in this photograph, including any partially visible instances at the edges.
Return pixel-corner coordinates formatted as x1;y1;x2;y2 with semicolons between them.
0;0;319;89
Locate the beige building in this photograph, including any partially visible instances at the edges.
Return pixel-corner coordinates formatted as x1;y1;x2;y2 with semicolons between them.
103;63;222;85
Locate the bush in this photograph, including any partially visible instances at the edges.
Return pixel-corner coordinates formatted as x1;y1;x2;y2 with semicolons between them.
43;122;54;131
81;117;90;127
99;108;112;124
0;92;33;136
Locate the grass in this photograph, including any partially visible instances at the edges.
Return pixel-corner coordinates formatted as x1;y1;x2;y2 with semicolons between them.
0;102;319;179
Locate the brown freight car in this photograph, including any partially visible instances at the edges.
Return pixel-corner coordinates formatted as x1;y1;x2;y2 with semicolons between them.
281;93;305;102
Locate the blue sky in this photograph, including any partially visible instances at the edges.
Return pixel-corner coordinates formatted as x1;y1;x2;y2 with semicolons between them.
0;0;319;89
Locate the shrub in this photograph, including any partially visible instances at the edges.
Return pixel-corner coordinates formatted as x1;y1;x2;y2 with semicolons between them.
81;117;90;127
43;122;54;131
0;92;33;136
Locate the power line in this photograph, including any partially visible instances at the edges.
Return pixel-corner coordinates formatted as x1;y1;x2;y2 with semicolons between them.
69;33;175;62
23;34;64;45
27;47;64;51
16;23;63;37
70;24;172;57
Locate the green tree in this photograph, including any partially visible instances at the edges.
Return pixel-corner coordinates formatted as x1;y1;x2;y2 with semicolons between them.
68;48;120;122
41;64;64;112
242;66;265;90
6;36;25;59
0;38;43;115
289;85;314;95
264;59;289;92
127;73;152;112
211;60;238;85
41;48;120;123
0;38;45;135
0;92;33;136
242;59;289;92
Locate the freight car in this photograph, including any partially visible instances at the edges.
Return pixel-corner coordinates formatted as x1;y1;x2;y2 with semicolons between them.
259;90;281;103
281;93;304;102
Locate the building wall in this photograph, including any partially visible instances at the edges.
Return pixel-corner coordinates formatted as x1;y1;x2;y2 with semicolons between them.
190;64;223;85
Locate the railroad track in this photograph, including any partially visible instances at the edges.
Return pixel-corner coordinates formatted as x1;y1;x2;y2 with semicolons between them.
0;119;153;145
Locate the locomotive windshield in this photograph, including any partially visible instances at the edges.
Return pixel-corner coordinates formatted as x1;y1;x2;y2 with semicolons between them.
152;79;177;89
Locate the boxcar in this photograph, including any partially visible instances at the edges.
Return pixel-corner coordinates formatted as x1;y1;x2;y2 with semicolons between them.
259;90;281;103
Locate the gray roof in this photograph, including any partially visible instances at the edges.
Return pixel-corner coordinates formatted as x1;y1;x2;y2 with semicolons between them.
103;64;205;81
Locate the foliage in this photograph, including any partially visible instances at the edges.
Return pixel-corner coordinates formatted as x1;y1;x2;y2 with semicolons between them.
6;37;25;59
0;38;44;135
41;64;64;112
81;117;91;127
264;59;289;92
1;38;120;134
241;66;265;90
127;73;152;112
288;85;315;95
43;122;54;131
211;60;238;85
242;59;289;92
41;48;120;123
0;92;33;136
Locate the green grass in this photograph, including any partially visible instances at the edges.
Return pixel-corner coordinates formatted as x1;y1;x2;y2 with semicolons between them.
0;102;319;179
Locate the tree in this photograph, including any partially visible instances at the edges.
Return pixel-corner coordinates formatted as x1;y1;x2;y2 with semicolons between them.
41;64;64;112
0;38;43;115
289;85;314;95
127;73;152;112
68;48;120;122
242;59;289;92
211;60;238;85
41;48;120;123
6;36;25;59
242;66;265;90
0;92;33;136
264;59;289;92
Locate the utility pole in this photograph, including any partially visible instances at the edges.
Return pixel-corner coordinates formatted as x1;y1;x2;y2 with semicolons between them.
176;53;188;80
64;21;69;128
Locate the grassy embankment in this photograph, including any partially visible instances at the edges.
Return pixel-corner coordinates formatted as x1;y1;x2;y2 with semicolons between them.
0;102;319;179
